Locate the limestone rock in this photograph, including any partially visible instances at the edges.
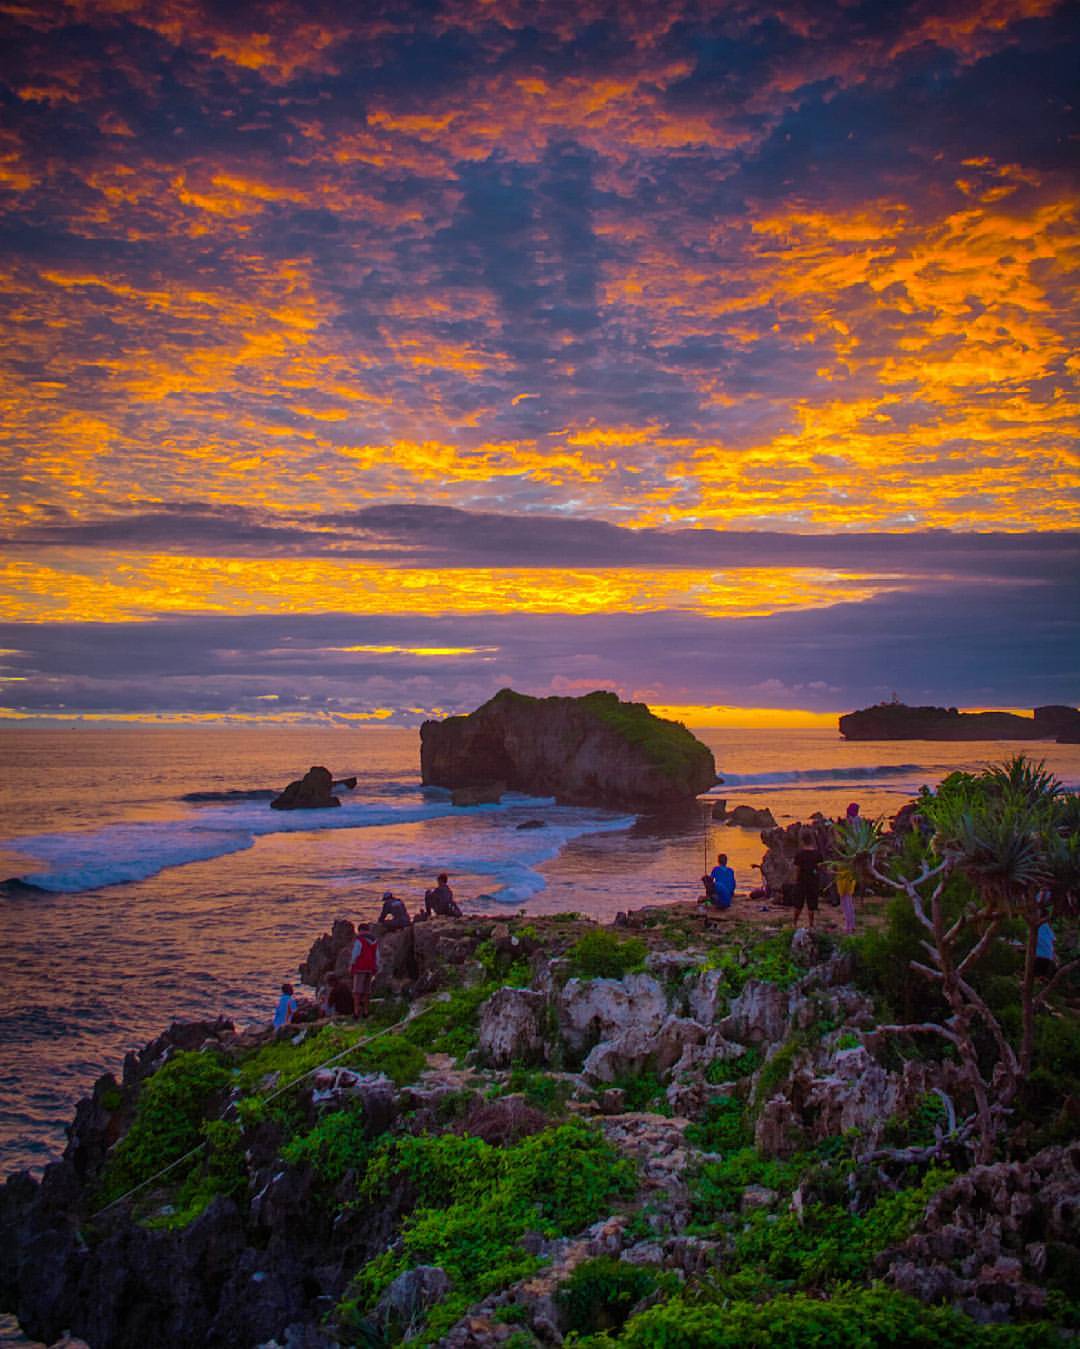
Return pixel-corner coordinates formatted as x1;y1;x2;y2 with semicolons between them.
582;1015;707;1083
882;1145;1080;1322
790;926;817;967
558;973;668;1056
477;988;549;1067
270;766;340;811
687;968;727;1026
722;804;777;830
421;688;716;810
374;1266;452;1336
718;979;789;1046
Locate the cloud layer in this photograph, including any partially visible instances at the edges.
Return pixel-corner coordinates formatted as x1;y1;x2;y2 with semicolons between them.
0;1;1077;718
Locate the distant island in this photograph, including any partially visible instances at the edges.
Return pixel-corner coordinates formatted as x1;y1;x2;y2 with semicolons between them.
421;688;717;809
839;702;1080;742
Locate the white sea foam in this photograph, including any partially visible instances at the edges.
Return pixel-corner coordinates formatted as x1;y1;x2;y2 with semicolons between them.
2;792;630;897
716;763;927;787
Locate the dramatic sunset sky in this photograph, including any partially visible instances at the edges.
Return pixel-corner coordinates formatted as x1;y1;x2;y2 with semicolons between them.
1;0;1077;726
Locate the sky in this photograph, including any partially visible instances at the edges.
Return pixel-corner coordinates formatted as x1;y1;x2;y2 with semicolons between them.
0;0;1077;727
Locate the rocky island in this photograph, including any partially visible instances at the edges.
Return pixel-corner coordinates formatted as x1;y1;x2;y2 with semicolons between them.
421;689;717;810
839;701;1080;742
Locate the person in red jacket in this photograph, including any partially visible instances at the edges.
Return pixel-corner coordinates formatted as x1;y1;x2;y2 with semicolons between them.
349;925;380;1018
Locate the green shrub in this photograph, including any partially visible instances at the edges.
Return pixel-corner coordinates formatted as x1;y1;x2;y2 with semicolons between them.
556;1256;659;1336
568;930;647;980
352;1032;426;1086
689;1146;800;1224
281;1104;373;1186
609;1069;670;1114
349;1121;636;1344
401;981;499;1059
236;1020;388;1092
503;1066;571;1114
98;1050;231;1204
881;1092;947;1150
705;1047;761;1083
616;1286;1059;1347
729;1167;955;1286
701;933;801;999
142;1117;248;1230
685;1095;750;1152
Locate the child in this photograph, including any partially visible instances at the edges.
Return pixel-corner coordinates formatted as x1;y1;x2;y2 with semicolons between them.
273;982;297;1029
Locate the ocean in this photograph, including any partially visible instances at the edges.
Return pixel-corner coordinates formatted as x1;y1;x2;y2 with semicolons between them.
2;724;1079;1180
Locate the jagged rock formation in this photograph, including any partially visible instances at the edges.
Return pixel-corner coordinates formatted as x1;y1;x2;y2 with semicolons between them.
714;802;777;829
882;1144;1080;1322
420;688;717;810
838;703;1061;741
270;765;340;810
2;911;1075;1348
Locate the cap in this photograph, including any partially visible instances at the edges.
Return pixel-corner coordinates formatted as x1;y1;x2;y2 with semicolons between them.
382;891;394;901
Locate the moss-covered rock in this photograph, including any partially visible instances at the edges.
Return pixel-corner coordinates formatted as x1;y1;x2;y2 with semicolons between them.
420;688;717;809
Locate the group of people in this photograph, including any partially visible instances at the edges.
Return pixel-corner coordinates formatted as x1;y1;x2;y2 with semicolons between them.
271;872;463;1027
701;802;867;934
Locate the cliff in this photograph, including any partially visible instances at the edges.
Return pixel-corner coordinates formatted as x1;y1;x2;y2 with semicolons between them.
420;688;717;809
839;702;1052;741
2;908;1076;1348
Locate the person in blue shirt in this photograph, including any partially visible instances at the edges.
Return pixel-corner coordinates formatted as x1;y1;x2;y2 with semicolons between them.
273;982;297;1029
708;853;736;910
1035;921;1055;979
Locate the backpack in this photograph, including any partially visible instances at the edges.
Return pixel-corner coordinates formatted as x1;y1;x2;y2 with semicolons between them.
350;934;378;974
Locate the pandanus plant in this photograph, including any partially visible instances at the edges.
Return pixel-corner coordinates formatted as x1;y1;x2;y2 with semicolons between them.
833;757;1079;1164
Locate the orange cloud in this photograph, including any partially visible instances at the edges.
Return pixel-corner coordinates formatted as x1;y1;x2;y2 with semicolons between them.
0;553;894;623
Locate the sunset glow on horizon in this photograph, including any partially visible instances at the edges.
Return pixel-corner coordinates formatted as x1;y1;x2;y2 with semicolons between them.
1;1;1077;724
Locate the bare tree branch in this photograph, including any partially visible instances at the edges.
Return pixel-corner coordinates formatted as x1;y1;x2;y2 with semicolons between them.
957;918;1002;976
1034;955;1080;1010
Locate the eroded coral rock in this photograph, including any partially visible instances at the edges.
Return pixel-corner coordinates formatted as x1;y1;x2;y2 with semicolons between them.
477;988;549;1068
557;973;668;1057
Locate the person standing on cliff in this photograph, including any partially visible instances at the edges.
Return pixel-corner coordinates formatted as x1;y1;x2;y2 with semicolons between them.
425;873;462;917
349;925;380;1018
792;831;823;930
833;802;861;934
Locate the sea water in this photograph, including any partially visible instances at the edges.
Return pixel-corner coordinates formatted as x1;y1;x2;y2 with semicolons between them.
2;724;1078;1178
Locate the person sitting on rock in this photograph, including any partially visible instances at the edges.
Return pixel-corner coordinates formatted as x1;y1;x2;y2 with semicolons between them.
320;972;355;1018
706;852;736;910
378;890;411;929
349;926;380;1018
792;830;824;930
425;872;462;918
273;982;297;1029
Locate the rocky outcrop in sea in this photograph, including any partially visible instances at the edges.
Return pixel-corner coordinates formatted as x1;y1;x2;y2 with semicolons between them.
837;702;1078;741
420;688;717;810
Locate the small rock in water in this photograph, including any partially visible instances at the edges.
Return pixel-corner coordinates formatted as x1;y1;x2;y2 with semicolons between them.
516;818;547;830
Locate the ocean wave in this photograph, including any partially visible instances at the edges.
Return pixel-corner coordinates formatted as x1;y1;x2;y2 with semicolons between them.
181;789;278;803
717;763;926;787
1;794;626;896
